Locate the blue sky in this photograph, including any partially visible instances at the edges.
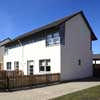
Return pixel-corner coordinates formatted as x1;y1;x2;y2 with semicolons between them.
0;0;99;54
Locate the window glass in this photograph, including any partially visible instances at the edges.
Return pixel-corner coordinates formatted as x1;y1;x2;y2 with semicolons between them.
40;66;45;71
46;31;61;46
47;39;53;45
46;34;53;45
40;60;45;66
53;32;60;44
47;34;52;38
46;66;50;71
53;37;60;44
29;65;33;75
7;62;11;71
39;59;51;72
46;59;50;66
53;32;59;37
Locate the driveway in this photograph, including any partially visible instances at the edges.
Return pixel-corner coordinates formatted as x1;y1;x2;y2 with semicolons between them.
0;79;100;100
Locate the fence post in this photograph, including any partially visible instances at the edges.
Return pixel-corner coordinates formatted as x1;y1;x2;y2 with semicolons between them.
6;77;9;91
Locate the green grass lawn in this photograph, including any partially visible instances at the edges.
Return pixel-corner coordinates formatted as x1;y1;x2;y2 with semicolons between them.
52;85;100;100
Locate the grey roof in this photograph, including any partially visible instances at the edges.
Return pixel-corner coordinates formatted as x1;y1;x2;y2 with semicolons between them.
5;11;97;45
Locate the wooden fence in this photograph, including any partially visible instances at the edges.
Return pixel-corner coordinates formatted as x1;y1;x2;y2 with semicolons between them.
0;70;60;90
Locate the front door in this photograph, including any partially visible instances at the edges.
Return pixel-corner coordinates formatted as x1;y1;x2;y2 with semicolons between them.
27;60;34;75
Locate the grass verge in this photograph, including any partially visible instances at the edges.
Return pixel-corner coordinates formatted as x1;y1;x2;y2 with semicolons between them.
52;85;100;100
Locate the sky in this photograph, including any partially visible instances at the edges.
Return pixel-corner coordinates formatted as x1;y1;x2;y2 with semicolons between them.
0;0;99;54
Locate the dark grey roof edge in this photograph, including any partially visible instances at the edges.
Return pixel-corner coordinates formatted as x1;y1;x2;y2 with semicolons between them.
5;10;97;45
80;12;97;41
0;37;11;44
0;37;12;46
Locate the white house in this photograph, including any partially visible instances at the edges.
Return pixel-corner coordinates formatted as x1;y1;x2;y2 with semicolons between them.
3;11;97;81
0;38;11;70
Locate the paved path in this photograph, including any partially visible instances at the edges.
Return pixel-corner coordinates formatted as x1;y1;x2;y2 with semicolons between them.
0;81;100;100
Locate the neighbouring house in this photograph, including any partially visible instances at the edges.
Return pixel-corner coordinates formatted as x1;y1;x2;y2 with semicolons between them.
3;11;97;81
0;38;11;70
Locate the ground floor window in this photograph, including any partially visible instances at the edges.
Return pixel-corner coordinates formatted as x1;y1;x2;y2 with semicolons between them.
7;62;11;71
14;61;19;70
39;59;51;72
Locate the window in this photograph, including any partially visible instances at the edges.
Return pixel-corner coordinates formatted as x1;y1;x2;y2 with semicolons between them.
7;62;11;71
39;59;51;72
46;34;53;45
46;66;50;71
39;66;44;71
53;32;60;44
46;32;60;46
14;61;19;70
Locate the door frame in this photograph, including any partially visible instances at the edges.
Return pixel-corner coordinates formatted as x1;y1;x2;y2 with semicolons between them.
27;60;34;75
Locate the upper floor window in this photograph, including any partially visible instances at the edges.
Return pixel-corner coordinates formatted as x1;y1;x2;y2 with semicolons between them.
46;34;54;45
46;32;60;46
7;62;11;71
53;32;60;44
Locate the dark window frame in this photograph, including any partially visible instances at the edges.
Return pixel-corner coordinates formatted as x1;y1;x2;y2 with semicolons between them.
39;59;51;72
46;24;65;46
27;60;34;75
46;31;61;46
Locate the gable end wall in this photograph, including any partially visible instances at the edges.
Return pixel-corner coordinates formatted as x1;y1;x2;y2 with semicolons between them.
61;14;93;81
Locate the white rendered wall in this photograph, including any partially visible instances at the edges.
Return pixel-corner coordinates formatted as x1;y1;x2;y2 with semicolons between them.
61;14;93;81
4;39;61;75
